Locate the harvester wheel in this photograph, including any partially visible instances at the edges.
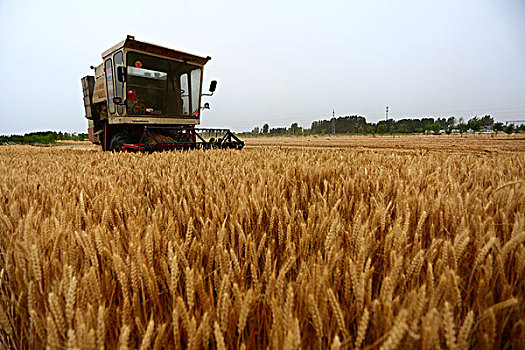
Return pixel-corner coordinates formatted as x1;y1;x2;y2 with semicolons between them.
110;133;128;152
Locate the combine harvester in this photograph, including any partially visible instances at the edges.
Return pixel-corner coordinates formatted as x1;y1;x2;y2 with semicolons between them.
81;35;244;151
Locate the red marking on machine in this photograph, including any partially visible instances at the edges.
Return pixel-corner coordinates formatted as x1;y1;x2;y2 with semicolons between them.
127;89;137;102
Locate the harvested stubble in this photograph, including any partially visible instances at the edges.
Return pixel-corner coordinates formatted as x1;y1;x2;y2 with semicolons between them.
0;145;524;349
244;134;525;154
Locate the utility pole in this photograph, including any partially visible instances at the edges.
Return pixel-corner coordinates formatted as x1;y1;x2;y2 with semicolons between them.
332;109;335;134
386;106;389;121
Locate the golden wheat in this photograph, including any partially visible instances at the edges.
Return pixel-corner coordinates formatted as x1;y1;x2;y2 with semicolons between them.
0;141;524;349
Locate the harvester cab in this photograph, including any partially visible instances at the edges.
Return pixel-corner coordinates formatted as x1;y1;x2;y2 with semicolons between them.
81;35;244;151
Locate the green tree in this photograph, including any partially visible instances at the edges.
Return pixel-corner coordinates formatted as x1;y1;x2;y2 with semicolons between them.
289;122;299;136
467;117;482;132
457;123;468;135
262;123;269;134
504;124;515;135
493;122;504;135
429;123;441;134
377;124;389;134
397;123;409;134
447;116;456;128
480;115;494;127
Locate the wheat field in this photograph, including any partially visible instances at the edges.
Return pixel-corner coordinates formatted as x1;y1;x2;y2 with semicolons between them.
0;142;524;349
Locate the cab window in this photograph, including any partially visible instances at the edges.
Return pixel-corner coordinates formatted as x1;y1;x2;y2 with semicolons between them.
113;52;124;114
190;68;201;116
105;58;115;114
126;51;202;116
180;73;189;115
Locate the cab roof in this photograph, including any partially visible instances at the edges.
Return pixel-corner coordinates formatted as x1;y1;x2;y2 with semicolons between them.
102;35;211;66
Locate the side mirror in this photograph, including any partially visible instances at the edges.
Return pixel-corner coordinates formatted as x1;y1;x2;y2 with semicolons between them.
117;66;126;82
209;80;217;92
202;81;217;96
113;97;124;105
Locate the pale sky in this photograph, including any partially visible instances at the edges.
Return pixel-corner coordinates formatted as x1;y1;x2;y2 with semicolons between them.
1;0;524;134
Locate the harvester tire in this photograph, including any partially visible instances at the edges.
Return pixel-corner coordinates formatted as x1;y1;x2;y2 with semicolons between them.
109;133;128;152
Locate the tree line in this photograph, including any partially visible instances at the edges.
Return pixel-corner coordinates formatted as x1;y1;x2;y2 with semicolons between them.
246;115;524;136
1;131;88;145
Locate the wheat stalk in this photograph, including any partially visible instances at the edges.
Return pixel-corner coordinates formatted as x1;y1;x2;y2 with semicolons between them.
1;143;524;349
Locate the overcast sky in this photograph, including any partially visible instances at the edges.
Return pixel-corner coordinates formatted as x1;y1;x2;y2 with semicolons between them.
1;0;524;134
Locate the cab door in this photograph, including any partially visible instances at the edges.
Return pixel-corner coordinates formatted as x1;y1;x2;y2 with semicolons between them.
104;58;116;115
113;51;124;115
